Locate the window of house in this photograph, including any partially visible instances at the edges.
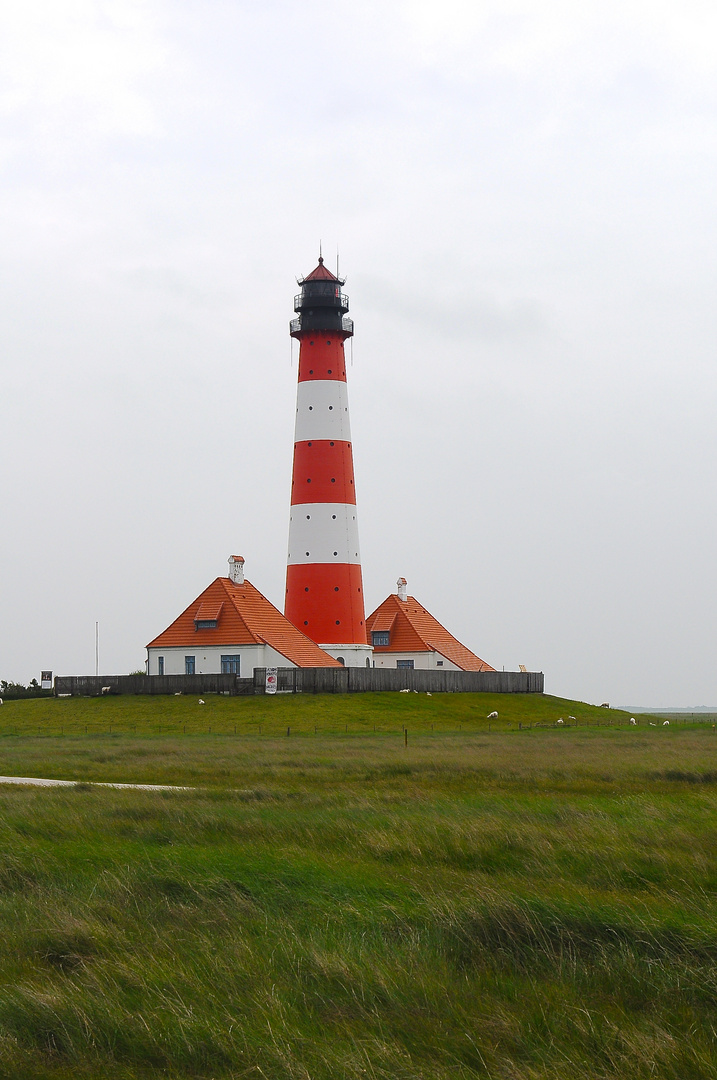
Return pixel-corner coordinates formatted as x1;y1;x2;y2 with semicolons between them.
158;656;164;675
372;631;390;646
185;656;195;675
436;660;444;667
221;655;241;674
396;659;414;669
195;619;217;630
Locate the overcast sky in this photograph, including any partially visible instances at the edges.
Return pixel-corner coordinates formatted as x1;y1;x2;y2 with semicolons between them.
1;0;715;706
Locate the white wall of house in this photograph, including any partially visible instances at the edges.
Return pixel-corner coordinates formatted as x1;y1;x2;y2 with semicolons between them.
371;651;462;671
147;643;293;677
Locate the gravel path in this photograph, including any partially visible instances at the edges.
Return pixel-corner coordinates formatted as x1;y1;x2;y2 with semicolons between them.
0;775;191;791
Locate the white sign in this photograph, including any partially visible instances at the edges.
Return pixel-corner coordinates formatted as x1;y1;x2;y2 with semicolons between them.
265;667;278;695
41;671;52;690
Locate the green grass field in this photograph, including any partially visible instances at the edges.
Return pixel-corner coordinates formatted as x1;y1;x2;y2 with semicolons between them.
1;692;717;1078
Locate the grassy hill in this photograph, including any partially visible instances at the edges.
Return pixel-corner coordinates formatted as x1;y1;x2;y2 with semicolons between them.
0;689;659;739
0;693;716;1078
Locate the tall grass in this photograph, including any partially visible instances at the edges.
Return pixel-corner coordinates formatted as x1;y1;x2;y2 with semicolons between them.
0;696;716;1076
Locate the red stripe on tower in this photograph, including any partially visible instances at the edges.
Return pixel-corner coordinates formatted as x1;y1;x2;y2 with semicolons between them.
285;256;372;667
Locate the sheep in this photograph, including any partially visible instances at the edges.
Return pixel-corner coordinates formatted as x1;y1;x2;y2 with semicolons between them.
399;689;410;693
649;722;656;726
101;686;111;695
568;715;576;721
198;699;205;705
630;717;637;725
487;711;498;720
556;718;564;725
0;698;3;706
426;692;432;696
663;720;670;726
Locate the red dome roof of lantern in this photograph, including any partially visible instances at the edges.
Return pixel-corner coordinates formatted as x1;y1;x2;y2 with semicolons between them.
302;256;340;282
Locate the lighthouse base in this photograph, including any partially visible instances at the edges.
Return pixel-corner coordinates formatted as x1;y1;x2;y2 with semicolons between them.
319;643;374;668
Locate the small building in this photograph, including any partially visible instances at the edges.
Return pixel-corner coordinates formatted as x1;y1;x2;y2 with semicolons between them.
146;556;341;678
366;578;495;672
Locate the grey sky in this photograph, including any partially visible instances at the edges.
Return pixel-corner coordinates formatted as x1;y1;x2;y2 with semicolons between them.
2;1;715;706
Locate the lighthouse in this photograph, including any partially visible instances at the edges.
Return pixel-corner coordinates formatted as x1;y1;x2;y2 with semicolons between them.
285;256;373;667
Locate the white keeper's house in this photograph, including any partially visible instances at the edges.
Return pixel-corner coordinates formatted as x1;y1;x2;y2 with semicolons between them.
146;556;340;678
366;579;495;672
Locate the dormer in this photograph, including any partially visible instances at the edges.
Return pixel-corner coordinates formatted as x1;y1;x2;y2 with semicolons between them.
194;601;223;630
371;612;396;648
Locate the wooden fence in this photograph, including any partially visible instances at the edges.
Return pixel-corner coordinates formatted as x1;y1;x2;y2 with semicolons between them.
54;674;254;697
54;668;543;697
252;667;543;695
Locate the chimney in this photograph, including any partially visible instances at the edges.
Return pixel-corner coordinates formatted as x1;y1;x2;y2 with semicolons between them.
397;577;407;602
228;555;245;585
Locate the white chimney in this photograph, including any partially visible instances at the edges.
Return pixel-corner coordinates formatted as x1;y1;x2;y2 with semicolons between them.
397;576;407;602
228;555;245;585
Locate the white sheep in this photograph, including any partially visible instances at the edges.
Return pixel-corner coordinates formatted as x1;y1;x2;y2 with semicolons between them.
663;720;670;726
557;718;564;725
568;715;576;721
487;711;498;720
101;686;111;695
426;692;432;697
399;689;410;694
630;717;637;725
198;699;205;705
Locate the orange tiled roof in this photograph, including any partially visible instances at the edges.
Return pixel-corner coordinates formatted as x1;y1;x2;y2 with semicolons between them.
366;593;495;672
195;600;223;622
371;611;397;634
147;577;341;668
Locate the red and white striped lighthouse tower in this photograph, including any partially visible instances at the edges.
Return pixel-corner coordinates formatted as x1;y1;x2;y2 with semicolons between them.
285;256;372;667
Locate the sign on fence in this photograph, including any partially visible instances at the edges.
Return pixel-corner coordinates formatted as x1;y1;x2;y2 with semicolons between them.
265;667;278;695
41;671;52;690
